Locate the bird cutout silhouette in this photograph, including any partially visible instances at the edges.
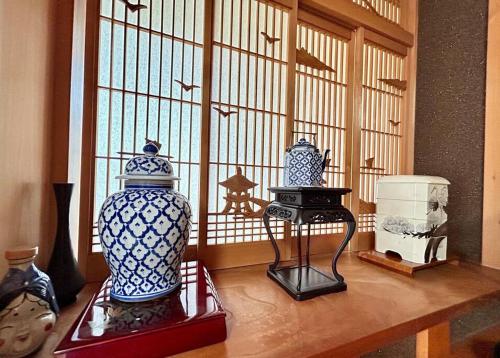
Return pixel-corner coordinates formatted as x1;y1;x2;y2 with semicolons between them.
361;0;381;16
365;157;375;169
359;199;376;214
260;31;280;44
296;48;336;73
174;80;200;92
378;78;407;91
213;107;238;118
119;0;147;12
389;120;401;126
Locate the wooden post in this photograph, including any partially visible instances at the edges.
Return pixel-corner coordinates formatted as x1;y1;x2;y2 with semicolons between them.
197;0;214;264
416;321;450;358
344;27;364;251
283;0;298;261
482;0;500;269
401;0;418;175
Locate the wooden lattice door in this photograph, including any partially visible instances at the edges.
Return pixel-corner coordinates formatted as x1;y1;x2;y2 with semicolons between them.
199;0;291;268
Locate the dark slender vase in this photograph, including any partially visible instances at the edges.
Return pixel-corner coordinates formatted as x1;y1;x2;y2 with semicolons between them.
47;183;85;307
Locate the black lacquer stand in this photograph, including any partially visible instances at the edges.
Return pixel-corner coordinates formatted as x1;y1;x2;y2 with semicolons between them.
263;187;356;301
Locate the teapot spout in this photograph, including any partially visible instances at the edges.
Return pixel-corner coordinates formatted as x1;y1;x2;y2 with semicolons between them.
321;149;331;172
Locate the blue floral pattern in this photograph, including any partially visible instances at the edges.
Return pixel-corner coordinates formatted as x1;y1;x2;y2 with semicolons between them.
98;188;191;301
124;156;173;176
284;151;324;186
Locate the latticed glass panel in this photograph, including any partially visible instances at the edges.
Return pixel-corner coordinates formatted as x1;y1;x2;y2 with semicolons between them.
293;22;349;237
359;42;405;232
207;0;289;245
352;0;401;25
92;0;204;252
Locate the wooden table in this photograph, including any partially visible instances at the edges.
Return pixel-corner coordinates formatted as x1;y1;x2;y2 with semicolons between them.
49;253;500;358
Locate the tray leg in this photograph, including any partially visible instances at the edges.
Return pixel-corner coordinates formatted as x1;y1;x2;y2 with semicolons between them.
264;211;280;271
332;212;356;282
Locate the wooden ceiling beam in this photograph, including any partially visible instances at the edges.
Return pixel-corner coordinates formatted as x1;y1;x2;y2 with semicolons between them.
298;0;414;47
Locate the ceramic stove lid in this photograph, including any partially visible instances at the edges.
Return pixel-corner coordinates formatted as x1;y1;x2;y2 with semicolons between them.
117;140;179;181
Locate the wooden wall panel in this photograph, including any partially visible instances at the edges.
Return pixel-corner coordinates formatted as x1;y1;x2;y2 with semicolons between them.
0;0;57;273
482;0;500;269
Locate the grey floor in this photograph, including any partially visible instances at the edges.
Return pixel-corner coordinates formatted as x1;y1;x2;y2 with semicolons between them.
363;297;500;357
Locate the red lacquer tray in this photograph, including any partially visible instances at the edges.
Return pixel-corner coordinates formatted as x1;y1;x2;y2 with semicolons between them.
54;261;226;358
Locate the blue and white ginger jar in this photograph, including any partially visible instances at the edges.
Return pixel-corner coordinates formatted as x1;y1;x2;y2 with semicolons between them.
98;141;192;302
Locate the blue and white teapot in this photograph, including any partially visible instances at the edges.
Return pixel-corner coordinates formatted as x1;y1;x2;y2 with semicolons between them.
98;140;191;302
283;137;331;187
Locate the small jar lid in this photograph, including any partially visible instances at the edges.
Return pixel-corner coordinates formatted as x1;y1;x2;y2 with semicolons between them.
116;140;179;182
5;245;38;261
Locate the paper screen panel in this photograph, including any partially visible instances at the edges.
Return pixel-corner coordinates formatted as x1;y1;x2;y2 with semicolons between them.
92;0;204;252
207;0;289;245
352;0;401;25
359;41;405;232
293;22;348;237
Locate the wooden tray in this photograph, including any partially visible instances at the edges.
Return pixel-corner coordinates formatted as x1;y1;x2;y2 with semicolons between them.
54;261;226;358
357;250;459;277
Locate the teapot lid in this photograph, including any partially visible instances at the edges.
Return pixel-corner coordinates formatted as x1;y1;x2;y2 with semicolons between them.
116;140;179;181
288;138;319;152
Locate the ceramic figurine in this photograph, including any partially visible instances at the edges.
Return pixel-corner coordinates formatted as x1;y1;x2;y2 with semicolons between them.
375;175;450;264
283;137;330;187
0;246;59;358
98;140;192;302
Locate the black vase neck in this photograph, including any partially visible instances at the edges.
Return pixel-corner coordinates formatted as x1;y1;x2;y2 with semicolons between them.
53;183;73;227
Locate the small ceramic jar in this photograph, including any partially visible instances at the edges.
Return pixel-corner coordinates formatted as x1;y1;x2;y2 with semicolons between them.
98;141;192;302
0;246;59;358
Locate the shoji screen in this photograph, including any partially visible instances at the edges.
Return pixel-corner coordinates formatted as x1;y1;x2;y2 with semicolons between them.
358;41;405;233
294;22;349;238
92;0;204;252
206;0;289;246
352;0;401;25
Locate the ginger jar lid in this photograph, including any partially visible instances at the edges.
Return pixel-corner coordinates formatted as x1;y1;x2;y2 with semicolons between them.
116;140;179;182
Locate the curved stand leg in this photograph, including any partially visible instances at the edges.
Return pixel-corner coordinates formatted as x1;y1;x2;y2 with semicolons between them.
264;211;280;271
306;224;311;266
332;213;356;282
297;225;302;291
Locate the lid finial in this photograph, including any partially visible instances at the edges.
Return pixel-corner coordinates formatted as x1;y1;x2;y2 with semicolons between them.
143;138;162;156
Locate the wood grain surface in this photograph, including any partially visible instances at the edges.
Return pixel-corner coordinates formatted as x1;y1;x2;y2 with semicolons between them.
175;253;500;357
48;254;500;357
